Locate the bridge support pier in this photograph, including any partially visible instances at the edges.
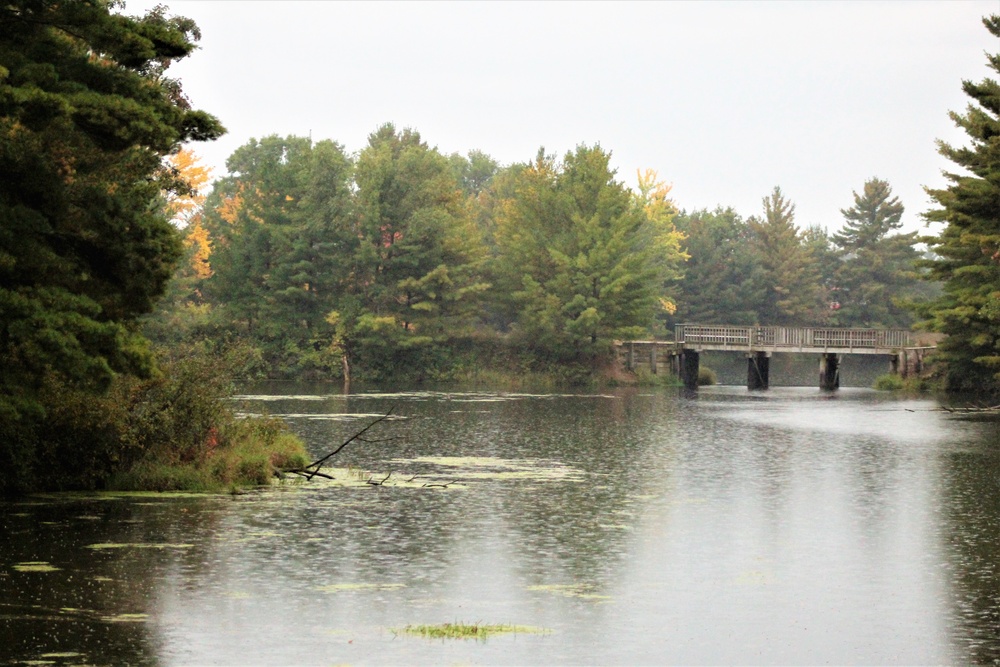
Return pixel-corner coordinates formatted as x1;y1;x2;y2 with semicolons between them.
820;353;840;390
747;351;770;390
680;350;700;389
892;348;927;379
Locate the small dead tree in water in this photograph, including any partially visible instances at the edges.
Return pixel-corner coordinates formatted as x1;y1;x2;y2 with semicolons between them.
282;407;397;481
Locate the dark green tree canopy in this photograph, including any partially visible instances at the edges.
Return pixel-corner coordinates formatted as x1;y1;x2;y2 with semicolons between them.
830;178;923;328
918;14;1000;392
0;0;223;418
747;187;821;325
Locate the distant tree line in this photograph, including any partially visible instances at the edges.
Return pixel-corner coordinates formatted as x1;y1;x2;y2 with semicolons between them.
147;128;934;383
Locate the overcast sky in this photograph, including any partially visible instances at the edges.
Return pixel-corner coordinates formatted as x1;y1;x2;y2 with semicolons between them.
126;1;999;233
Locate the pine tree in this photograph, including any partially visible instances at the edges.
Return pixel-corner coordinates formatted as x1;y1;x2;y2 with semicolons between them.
335;124;489;379
918;15;1000;392
747;187;821;325
671;207;765;326
492;146;685;368
0;0;223;419
831;178;922;328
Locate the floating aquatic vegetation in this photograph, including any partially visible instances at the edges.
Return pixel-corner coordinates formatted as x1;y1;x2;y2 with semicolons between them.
288;467;463;490
395;622;551;640
12;561;60;573
527;584;611;602
317;583;406;593
85;543;194;550
267;412;408;422
223;591;253;599
389;456;585;482
101;613;148;623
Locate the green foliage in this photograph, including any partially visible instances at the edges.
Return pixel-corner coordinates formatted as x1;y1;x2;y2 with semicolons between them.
830;178;928;328
917;15;1000;393
0;341;307;495
748;187;822;325
873;373;904;391
0;0;222;421
491;146;684;371
671;207;765;325
697;365;718;386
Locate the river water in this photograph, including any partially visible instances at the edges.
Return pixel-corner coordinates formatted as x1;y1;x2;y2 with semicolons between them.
3;384;1000;665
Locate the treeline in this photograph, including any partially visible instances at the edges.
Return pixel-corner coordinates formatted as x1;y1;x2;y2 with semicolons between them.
148;130;932;382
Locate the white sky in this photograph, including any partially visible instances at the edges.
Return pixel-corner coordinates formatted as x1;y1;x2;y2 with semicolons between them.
126;0;1000;234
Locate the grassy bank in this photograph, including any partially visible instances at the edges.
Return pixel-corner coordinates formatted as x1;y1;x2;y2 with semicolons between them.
0;343;309;496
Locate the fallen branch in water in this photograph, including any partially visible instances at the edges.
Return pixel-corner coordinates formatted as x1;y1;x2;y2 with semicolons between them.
938;404;1000;413
281;407;397;481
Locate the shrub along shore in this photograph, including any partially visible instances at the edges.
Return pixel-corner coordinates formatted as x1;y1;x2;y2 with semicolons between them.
0;344;308;496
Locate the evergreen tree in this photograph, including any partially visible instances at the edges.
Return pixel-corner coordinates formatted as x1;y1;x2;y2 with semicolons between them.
199;135;354;373
671;207;765;326
492;146;684;368
831;178;922;328
747;187;821;325
333;124;488;379
918;15;1000;392
0;0;223;420
802;224;839;324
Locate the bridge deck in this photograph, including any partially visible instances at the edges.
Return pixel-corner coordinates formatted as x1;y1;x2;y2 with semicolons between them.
673;324;913;355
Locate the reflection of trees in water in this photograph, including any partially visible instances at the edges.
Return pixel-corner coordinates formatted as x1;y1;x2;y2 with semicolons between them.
0;496;220;666
942;449;1000;665
484;391;681;588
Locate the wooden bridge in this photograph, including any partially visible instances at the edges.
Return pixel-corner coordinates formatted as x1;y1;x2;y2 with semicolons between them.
617;324;936;390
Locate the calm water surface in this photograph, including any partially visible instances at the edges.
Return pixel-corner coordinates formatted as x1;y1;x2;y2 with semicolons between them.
3;385;1000;665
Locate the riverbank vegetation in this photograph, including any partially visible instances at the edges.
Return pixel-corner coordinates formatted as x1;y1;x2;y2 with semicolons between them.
0;0;306;495
4;2;1000;493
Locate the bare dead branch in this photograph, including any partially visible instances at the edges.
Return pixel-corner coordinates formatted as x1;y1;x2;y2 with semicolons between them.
302;407;396;481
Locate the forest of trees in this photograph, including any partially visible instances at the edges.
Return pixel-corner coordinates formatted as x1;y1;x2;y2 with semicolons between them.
5;1;1000;494
148;131;933;383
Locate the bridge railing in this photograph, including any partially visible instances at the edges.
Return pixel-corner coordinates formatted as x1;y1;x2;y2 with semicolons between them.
675;324;913;350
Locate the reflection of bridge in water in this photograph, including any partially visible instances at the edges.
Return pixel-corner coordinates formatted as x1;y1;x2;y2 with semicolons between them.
617;324;936;390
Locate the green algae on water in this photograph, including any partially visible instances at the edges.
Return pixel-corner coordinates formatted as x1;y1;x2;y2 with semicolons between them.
396;622;550;640
389;456;585;482
86;543;194;550
317;583;406;593
12;561;60;573
527;584;611;601
102;612;148;623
